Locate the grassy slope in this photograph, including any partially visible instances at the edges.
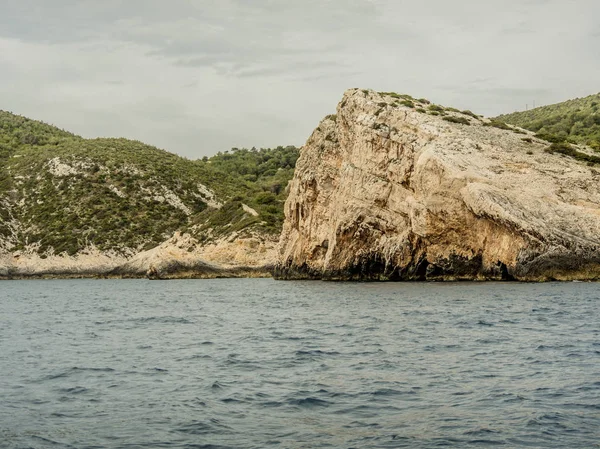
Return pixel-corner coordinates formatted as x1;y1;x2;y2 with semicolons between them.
0;110;298;256
496;92;600;149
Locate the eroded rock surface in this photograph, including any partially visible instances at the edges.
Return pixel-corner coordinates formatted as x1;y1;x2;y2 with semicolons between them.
0;232;277;279
275;89;600;281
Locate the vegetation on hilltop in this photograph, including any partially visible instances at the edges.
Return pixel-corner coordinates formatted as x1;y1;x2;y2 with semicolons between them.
496;93;600;150
374;89;600;166
192;146;298;238
0;111;76;154
374;90;486;123
0;110;298;256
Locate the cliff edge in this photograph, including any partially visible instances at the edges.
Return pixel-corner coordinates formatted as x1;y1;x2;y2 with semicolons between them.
275;89;600;281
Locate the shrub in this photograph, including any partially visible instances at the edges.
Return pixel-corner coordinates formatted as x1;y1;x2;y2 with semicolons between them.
255;192;277;204
443;116;471;125
545;141;576;156
428;104;445;112
534;132;566;143
461;110;479;119
400;100;415;108
416;108;427;113
544;142;600;165
484;120;512;130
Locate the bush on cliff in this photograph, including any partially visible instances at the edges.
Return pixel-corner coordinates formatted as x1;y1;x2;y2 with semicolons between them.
496;92;600;150
443;116;471;126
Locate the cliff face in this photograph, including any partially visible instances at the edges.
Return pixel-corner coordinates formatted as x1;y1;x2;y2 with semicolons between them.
275;89;600;281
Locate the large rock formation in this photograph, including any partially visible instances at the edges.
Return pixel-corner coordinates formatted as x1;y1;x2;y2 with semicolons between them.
275;89;600;281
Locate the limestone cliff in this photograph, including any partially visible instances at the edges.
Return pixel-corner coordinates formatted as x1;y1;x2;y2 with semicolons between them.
275;89;600;281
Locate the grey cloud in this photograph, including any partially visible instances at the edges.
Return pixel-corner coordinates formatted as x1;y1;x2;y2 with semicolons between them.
174;56;231;68
434;85;557;117
499;21;535;36
292;72;365;84
442;84;554;99
467;78;497;86
1;0;599;158
485;88;554;98
232;60;351;79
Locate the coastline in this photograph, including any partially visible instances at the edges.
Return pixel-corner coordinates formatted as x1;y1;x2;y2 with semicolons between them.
0;267;273;281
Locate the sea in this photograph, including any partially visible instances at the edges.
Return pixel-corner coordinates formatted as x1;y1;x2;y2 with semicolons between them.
0;279;599;449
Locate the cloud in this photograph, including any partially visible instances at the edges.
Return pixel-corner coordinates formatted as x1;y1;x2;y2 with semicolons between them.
0;0;599;158
499;21;535;36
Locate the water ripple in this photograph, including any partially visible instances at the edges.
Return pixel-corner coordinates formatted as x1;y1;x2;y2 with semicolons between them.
1;279;599;448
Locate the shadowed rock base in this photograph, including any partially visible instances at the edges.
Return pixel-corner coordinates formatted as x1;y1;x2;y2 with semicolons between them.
273;254;514;281
274;254;600;281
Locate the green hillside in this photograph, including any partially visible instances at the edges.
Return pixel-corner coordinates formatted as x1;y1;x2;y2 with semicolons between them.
496;92;600;150
0;110;298;256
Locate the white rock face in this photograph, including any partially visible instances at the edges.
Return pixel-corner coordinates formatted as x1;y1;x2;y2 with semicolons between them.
0;231;277;279
275;89;600;281
196;183;223;209
0;246;128;278
114;231;277;278
156;186;192;216
108;184;126;198
46;158;81;177
242;203;259;217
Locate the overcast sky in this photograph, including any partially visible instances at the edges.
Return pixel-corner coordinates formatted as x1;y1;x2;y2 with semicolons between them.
1;0;598;158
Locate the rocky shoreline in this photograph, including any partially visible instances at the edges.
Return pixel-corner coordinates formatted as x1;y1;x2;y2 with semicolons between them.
0;232;277;280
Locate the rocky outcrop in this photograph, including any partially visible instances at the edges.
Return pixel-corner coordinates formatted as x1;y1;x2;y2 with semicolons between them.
0;232;277;279
275;89;600;281
110;231;276;279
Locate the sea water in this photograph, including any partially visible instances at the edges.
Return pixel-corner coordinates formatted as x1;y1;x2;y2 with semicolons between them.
1;279;599;448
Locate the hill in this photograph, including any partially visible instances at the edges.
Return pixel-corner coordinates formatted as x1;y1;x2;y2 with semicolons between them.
0;110;297;274
496;92;600;150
